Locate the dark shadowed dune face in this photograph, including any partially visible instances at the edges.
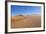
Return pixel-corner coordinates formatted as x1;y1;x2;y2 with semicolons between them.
16;15;24;16
11;15;41;28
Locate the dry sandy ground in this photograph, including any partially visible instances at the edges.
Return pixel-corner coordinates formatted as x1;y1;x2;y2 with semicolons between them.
11;15;41;28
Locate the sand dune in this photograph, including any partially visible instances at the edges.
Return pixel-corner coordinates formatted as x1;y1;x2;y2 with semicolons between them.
11;15;41;28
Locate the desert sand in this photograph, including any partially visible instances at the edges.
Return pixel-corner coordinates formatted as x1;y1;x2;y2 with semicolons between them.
11;15;41;28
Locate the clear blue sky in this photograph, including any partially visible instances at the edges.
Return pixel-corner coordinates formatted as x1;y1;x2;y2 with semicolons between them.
11;5;41;16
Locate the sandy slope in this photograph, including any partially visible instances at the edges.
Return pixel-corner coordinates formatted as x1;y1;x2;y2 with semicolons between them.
11;15;41;28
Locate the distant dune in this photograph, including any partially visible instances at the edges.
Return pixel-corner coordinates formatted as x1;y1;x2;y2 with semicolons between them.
11;15;41;28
